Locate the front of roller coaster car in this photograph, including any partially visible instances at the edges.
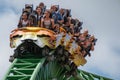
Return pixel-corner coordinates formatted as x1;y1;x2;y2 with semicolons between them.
10;27;56;49
10;26;86;66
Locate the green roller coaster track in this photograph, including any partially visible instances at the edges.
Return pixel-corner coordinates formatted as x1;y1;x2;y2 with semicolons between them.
3;56;112;80
3;58;45;80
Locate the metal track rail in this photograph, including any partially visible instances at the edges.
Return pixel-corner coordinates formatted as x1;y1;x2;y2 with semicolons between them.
3;58;45;80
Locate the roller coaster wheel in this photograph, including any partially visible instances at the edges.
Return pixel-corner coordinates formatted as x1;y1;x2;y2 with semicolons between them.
42;46;50;57
9;55;15;62
57;46;64;55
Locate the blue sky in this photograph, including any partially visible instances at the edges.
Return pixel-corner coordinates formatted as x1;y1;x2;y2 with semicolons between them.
0;0;120;80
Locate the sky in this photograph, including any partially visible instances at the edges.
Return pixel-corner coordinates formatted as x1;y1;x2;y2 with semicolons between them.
0;0;120;80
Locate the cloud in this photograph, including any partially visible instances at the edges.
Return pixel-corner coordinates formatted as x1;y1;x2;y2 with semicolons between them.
0;7;18;80
80;38;120;79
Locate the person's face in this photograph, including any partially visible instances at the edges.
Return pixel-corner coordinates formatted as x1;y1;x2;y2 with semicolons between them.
36;8;41;13
39;3;44;8
45;11;50;18
55;24;59;29
51;6;56;12
60;9;64;14
84;30;88;35
22;14;27;19
90;36;94;41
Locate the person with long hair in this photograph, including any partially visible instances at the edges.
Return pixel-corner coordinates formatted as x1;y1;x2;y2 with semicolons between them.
18;12;29;28
41;10;54;29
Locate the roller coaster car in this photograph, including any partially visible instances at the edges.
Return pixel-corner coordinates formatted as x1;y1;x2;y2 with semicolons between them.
10;27;86;66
